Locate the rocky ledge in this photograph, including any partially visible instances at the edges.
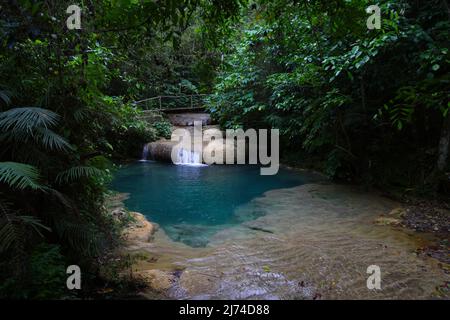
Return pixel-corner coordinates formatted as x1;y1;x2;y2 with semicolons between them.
122;212;157;248
374;204;450;280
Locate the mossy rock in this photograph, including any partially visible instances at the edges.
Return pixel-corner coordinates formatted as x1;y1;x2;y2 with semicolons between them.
374;216;401;226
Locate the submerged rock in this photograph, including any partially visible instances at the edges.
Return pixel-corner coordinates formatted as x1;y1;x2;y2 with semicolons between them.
120;184;449;300
165;224;223;247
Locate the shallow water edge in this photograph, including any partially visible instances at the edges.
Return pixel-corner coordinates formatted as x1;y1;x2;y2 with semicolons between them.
119;182;449;300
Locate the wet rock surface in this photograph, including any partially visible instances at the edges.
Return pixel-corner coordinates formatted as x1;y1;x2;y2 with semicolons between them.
374;202;450;267
402;204;449;235
123;212;157;246
168;113;212;126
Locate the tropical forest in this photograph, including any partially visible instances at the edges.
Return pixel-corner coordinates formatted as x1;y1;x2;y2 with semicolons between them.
0;0;449;301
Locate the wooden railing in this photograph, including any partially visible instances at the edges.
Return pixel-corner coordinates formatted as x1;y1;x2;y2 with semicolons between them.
133;94;211;111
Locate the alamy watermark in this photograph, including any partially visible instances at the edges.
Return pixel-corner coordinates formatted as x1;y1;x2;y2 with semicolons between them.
367;265;381;290
66;265;81;290
366;5;381;30
170;121;279;175
64;4;382;32
66;5;81;30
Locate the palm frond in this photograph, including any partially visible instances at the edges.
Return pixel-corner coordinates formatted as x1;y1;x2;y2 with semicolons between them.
35;127;73;151
52;217;101;257
43;188;78;213
73;108;91;122
2;144;49;168
0;107;59;132
0;107;73;151
0;199;50;254
0;162;43;190
0;89;12;106
0;199;25;257
56;166;106;184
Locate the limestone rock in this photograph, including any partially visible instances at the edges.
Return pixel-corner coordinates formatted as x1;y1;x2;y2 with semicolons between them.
123;212;156;244
374;216;401;226
135;269;175;292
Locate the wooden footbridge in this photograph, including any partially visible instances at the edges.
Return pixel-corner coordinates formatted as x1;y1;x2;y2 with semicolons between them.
133;94;210;113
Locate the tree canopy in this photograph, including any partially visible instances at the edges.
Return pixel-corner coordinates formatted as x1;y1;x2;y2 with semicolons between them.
0;0;449;298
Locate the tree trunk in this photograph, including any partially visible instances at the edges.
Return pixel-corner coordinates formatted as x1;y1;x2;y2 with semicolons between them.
437;114;450;171
435;0;450;174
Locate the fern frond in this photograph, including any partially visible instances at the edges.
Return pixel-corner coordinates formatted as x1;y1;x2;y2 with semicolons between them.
0;162;43;190
56;166;106;184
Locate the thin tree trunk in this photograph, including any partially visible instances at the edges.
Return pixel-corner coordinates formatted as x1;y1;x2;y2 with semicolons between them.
441;0;450;20
437;114;450;171
436;0;450;172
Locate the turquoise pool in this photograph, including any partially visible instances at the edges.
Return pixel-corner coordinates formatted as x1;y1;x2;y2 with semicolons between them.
112;162;315;246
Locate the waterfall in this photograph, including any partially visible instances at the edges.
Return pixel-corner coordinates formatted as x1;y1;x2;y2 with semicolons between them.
140;143;206;166
140;143;150;161
175;147;206;166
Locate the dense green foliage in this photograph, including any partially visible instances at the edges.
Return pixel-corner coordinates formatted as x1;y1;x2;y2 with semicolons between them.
0;0;449;299
208;0;450;191
0;0;242;298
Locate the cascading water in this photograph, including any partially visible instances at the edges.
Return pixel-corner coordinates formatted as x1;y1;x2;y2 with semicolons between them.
175;147;205;166
139;113;214;166
140;143;150;161
140;142;206;166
